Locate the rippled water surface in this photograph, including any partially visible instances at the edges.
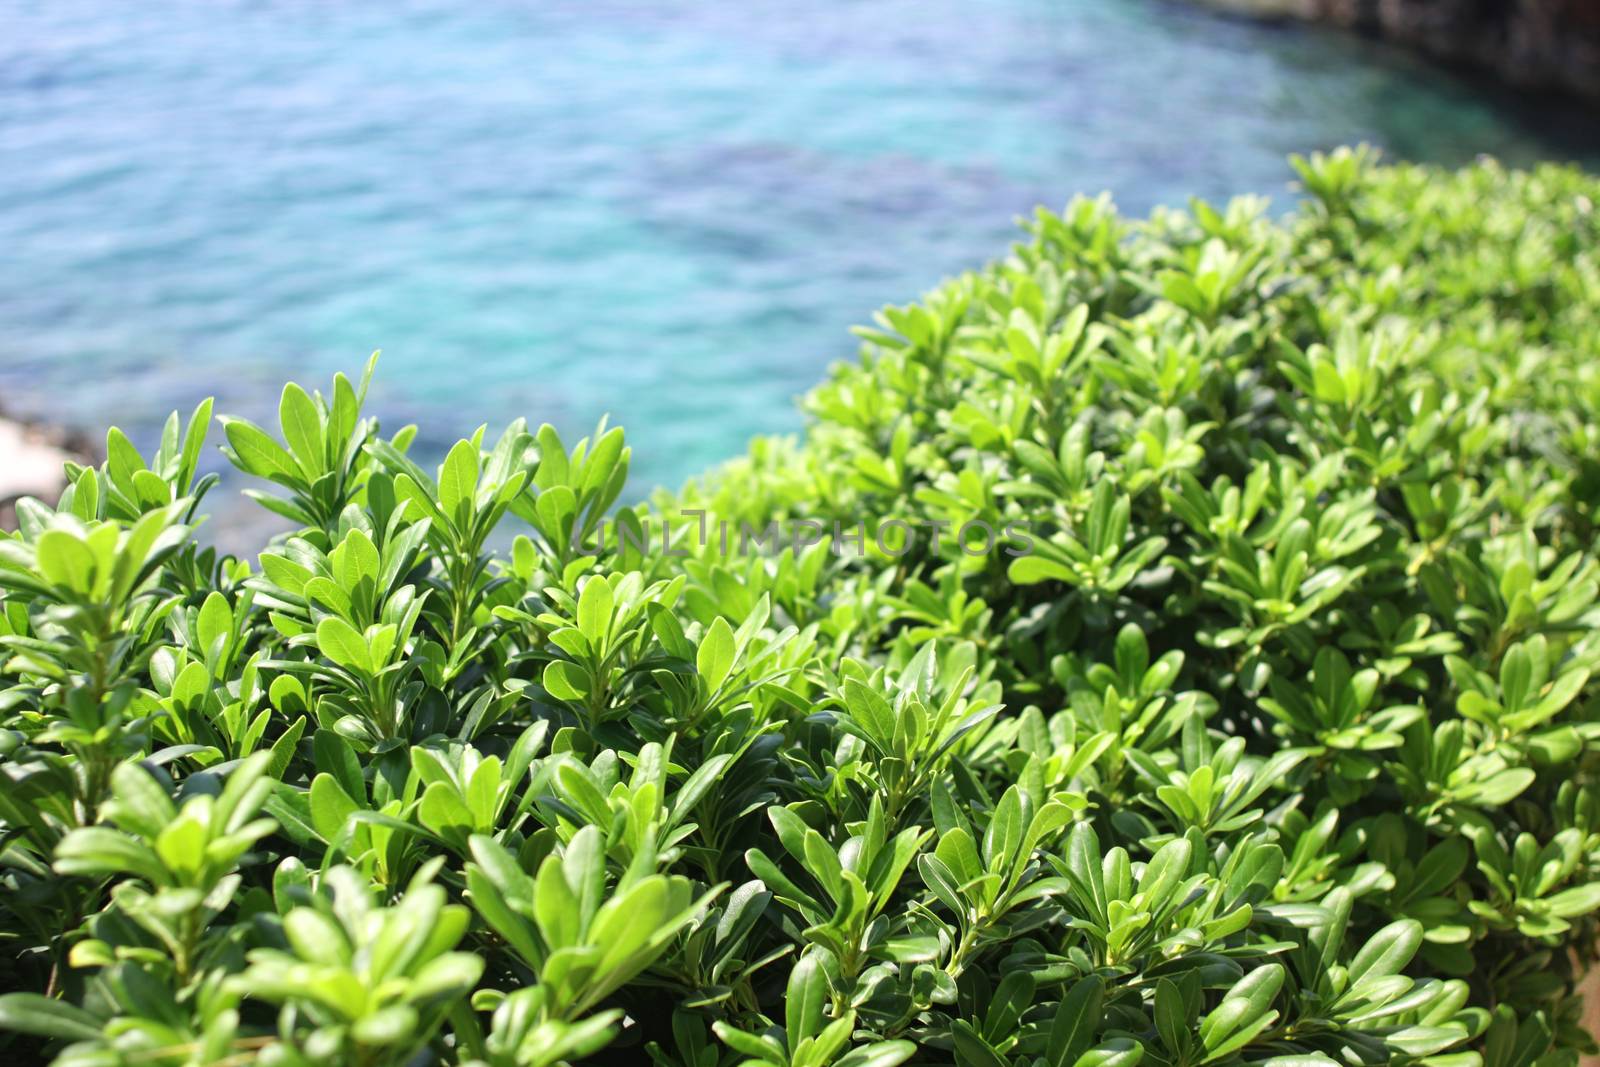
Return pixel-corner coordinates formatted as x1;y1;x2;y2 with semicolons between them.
2;0;1596;539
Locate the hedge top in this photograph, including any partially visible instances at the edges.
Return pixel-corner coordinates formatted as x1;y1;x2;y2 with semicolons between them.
0;146;1598;1067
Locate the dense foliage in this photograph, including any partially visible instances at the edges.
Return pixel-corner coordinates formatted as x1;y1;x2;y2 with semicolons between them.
2;148;1599;1067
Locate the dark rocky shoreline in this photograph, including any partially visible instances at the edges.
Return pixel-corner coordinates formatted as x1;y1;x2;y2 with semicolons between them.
1202;0;1600;103
0;403;94;530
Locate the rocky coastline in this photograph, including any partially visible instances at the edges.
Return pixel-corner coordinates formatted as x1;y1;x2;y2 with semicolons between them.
1199;0;1600;103
0;403;93;530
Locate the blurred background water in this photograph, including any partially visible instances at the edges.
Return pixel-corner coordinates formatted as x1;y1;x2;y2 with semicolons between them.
2;0;1597;544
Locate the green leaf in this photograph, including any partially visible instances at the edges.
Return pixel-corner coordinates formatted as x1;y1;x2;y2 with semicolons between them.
697;616;736;693
309;773;360;843
197;590;233;658
105;426;147;494
178;396;214;491
107;761;177;839
221;416;300;481
313;729;365;802
317;617;372;675
1048;975;1104;1066
543;660;590;703
1073;1039;1143;1067
786;950;829;1045
354;1005;420;1046
577;574;614;648
1544;884;1600;919
35;529;97;595
1347;920;1422;985
835;1043;917;1067
0;993;103;1042
267;716;308;780
1008;555;1078;586
952;1020;1010;1067
54;828;166;885
438;438;480;525
279;382;325;476
1154;978;1188;1055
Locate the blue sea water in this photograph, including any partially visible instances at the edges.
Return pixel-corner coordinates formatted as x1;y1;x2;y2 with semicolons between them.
2;0;1596;542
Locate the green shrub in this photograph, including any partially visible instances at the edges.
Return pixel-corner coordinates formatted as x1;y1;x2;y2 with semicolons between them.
2;147;1599;1067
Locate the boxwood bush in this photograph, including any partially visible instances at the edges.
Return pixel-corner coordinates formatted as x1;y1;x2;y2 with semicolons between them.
2;148;1599;1067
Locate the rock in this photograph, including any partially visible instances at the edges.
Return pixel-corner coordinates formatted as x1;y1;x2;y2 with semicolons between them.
1196;0;1600;103
1195;0;1318;18
0;414;89;530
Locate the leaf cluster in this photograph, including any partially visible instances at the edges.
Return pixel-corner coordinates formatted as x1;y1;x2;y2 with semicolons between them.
2;149;1599;1067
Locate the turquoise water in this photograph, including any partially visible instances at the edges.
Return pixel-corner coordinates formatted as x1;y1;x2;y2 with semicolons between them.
2;1;1596;540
